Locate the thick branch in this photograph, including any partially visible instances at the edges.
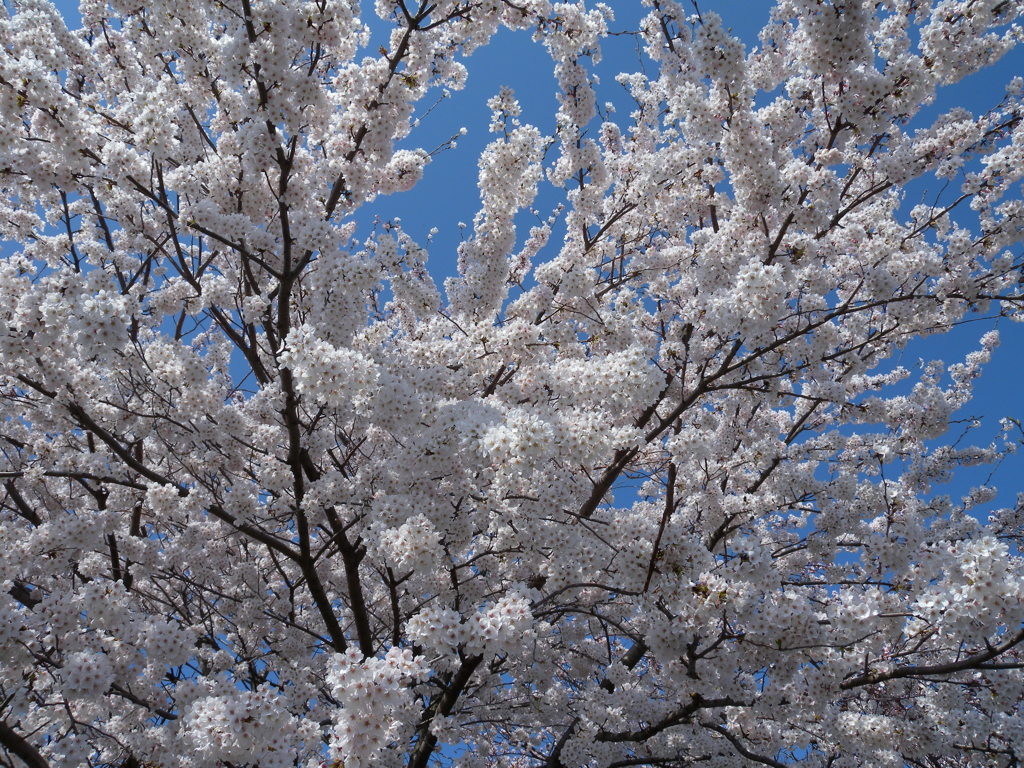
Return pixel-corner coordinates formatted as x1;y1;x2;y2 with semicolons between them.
407;654;483;768
840;628;1024;689
0;720;49;768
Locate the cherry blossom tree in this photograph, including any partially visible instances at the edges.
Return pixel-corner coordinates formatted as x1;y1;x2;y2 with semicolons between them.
2;0;1024;766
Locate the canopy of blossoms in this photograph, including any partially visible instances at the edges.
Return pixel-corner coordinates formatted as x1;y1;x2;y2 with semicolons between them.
1;1;1024;767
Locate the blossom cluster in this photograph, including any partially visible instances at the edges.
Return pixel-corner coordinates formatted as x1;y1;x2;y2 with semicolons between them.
183;688;301;768
327;648;428;768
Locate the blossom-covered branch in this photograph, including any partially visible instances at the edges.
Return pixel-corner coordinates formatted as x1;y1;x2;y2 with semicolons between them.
1;0;1024;767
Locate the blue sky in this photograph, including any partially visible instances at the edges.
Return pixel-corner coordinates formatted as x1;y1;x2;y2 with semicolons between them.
41;0;1024;517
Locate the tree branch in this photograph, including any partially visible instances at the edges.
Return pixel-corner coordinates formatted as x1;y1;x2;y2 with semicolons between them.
0;720;49;768
840;628;1024;689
